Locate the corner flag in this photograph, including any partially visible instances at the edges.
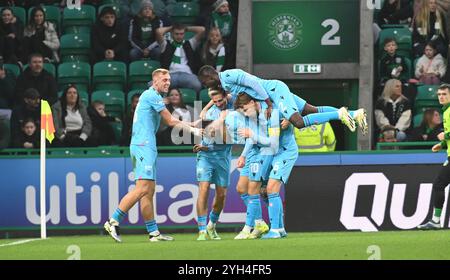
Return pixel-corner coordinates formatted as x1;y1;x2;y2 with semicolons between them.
40;100;55;143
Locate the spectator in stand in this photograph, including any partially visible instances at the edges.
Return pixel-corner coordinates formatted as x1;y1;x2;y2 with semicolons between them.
52;85;93;147
10;88;40;146
412;0;447;57
129;1;163;61
380;38;409;85
407;108;443;141
200;27;230;72
14;53;57;105
12;117;39;148
210;0;233;43
157;88;193;145
415;41;447;84
0;7;23;64
120;92;140;146
375;79;412;142
157;23;205;93
377;125;399;149
120;0;174;25
22;6;60;63
88;100;119;146
91;6;129;63
377;0;413;26
0;58;16;109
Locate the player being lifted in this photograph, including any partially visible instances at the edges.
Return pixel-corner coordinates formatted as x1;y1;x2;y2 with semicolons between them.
197;65;368;135
192;89;235;241
104;69;202;242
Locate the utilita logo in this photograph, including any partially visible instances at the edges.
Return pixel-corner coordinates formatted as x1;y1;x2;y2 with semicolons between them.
339;173;449;232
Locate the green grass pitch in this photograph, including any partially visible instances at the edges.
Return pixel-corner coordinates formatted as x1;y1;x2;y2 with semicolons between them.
0;231;449;260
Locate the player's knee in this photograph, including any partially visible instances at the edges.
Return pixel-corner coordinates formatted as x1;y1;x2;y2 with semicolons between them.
289;113;305;129
303;103;318;114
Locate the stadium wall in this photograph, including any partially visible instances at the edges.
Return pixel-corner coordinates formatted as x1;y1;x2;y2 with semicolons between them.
0;151;448;237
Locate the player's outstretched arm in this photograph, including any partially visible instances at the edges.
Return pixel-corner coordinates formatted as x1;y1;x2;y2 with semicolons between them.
160;108;203;136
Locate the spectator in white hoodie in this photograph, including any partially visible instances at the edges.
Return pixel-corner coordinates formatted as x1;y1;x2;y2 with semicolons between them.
415;41;447;85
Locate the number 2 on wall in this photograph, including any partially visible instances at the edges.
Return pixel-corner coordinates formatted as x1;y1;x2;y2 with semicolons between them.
321;19;341;46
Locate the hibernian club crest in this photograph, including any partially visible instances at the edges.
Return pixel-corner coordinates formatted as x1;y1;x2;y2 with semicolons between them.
268;14;302;50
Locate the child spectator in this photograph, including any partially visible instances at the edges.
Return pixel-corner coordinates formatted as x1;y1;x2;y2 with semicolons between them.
129;1;163;61
210;0;233;42
92;6;129;63
13;118;39;148
380;38;409;85
415;41;447;84
200;27;230;72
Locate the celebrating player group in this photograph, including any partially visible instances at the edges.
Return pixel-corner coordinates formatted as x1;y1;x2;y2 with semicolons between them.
104;66;368;242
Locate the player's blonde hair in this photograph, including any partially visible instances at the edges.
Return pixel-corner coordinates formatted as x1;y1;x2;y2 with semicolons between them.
152;68;169;79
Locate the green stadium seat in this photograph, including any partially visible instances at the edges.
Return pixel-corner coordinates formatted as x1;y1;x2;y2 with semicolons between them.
415;85;440;112
378;27;412;57
29;5;61;32
100;0;122;5
413;113;423;127
60;33;91;62
50;148;86;156
91;90;125;119
167;2;199;24
24;63;56;77
109;121;122;143
179;88;197;105
98;4;124;18
57;90;89;106
128;60;158;90
4;64;21;78
199;88;211;104
57;62;91;92
93;61;127;91
62;5;96;34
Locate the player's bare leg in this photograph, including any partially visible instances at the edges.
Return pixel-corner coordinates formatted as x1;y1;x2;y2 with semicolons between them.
207;186;227;240
104;179;155;242
196;182;211;240
139;180;174;241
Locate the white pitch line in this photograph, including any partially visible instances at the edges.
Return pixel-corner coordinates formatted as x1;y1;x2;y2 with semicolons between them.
0;238;42;248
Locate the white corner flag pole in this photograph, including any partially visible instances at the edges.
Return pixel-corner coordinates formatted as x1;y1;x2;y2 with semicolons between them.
40;127;47;239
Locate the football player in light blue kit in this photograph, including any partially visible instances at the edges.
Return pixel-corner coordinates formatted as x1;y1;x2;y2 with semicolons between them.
235;92;299;239
198;65;368;135
191;88;235;241
104;69;202;242
232;96;280;239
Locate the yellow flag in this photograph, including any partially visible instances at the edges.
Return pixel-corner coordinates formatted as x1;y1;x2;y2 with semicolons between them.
40;100;55;143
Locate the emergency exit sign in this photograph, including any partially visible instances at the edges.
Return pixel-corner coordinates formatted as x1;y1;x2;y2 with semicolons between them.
293;64;321;74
